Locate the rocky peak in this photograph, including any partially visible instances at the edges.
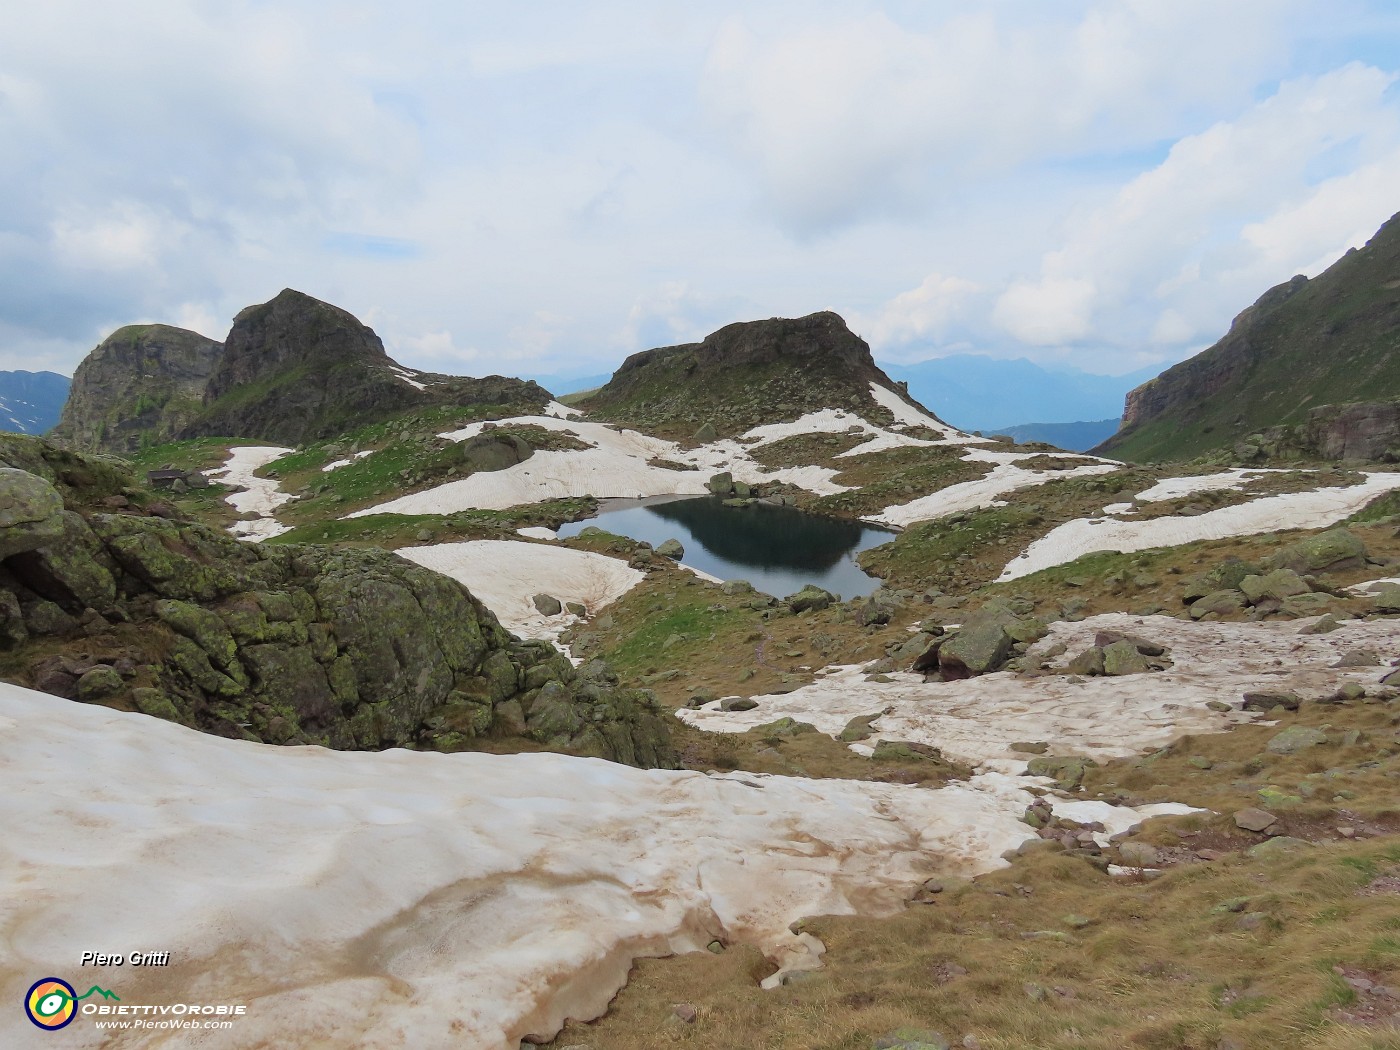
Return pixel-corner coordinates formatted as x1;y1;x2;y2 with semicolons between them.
588;311;934;438
205;288;392;397
1099;207;1400;461
50;324;223;453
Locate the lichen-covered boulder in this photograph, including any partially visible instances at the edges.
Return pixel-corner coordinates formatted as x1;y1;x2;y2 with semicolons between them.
1240;568;1311;605
786;584;836;613
1266;528;1367;575
0;468;65;559
938;619;1013;679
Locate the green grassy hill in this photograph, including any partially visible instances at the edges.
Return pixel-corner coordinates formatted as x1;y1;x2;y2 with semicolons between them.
1098;209;1400;462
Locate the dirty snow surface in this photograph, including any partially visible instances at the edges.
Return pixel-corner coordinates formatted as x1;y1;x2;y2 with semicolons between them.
1000;472;1400;580
0;681;1175;1050
207;445;294;541
681;613;1400;772
397;540;643;641
345;387;1124;526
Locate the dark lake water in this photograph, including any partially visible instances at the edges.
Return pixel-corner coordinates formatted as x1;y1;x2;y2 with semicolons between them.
556;495;896;599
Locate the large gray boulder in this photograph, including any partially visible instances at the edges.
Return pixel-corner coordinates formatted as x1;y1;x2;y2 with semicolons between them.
1266;528;1367;575
0;469;65;559
937;619;1012;679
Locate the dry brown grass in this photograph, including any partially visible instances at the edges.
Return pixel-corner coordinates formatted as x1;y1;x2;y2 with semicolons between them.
543;826;1400;1050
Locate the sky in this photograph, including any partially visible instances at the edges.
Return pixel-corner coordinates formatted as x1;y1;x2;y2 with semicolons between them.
2;1;1399;383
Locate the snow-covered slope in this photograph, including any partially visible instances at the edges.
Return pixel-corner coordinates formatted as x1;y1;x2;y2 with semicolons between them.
999;471;1400;580
1;681;1087;1050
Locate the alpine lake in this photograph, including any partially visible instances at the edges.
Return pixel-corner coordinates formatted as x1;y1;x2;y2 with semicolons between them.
556;494;896;599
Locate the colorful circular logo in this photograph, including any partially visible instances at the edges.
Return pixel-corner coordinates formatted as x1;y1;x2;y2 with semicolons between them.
25;978;77;1030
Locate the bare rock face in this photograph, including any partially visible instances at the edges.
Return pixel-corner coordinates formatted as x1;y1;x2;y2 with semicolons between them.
50;324;223;453
193;289;432;446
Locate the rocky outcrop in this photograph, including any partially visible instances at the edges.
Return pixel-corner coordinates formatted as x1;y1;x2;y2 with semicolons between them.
0;455;676;768
50;325;223;452
194;289;427;445
52;290;553;452
1099;210;1400;462
1234;398;1400;463
585;311;944;438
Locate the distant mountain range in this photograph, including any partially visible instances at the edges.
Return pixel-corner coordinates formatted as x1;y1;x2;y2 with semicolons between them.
987;418;1121;452
881;356;1155;433
0;370;70;435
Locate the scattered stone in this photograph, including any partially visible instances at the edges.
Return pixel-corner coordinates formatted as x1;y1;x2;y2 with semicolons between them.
706;471;733;495
1299;614;1342;634
1242;690;1301;712
1026;755;1090;790
1246;836;1313;858
938;620;1013;678
670;1003;697;1024
531;593;563;616
754;717;817;738
1239;568;1310;604
1118;841;1161;867
1266;726;1328;755
786;585;835;614
1010;741;1049;754
1267;527;1367;574
1093;629;1167;656
1333;649;1380;667
1102;639;1150;676
839;712;883;742
871;740;945;763
720;697;758;712
1371;583;1400;613
692;422;717;443
76;666;124;702
707;940;725;954
874;1029;951;1050
1189;590;1248;619
1066;646;1104;676
1234;807;1278;832
656;538;684;559
0;468;66;559
1188;755;1213;769
1205;700;1233;712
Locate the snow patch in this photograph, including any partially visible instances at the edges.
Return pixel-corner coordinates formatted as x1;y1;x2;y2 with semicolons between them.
322;449;374;472
873;462;1119;528
207;445;294;542
1000;472;1400;581
516;526;558;541
1132;469;1275;503
396;540;643;642
679;613;1399;771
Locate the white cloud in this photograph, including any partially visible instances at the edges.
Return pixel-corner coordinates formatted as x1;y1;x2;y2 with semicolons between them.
864;273;980;348
701;2;1304;234
993;276;1097;346
988;62;1400;356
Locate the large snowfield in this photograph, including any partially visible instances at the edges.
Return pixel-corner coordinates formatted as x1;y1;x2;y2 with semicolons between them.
0;681;1165;1050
